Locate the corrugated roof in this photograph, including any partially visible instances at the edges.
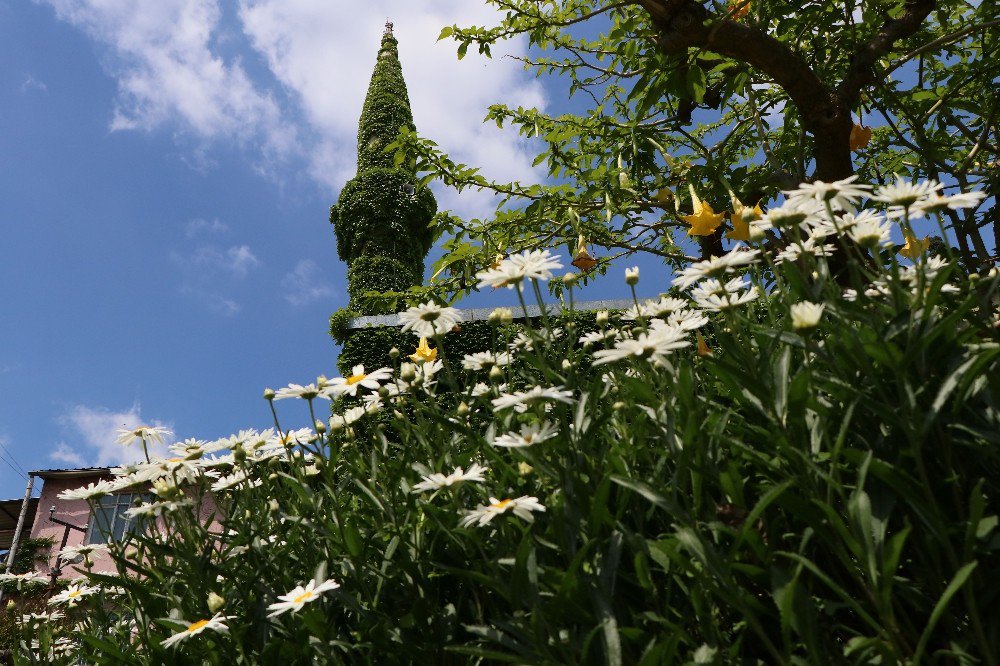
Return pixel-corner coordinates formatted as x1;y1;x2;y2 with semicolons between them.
29;467;111;479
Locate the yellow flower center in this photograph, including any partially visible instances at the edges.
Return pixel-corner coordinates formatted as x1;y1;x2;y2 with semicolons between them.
293;591;315;604
67;590;82;599
346;373;367;386
187;619;210;633
492;499;513;510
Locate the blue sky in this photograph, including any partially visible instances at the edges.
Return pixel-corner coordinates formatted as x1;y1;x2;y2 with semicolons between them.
0;0;680;496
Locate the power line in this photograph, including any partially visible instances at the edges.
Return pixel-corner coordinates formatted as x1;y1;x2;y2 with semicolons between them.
0;439;28;478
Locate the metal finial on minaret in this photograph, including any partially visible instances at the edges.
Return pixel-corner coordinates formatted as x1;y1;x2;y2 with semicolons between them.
384;19;393;35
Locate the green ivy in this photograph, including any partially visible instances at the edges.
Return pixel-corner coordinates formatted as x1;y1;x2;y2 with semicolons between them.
330;27;438;322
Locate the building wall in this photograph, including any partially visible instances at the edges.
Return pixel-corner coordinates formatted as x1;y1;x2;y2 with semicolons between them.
27;474;220;580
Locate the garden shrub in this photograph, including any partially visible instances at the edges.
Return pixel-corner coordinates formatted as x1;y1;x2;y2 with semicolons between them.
11;181;1000;664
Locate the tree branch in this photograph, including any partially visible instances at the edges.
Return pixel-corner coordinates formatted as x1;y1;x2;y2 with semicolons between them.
638;0;853;180
837;0;937;107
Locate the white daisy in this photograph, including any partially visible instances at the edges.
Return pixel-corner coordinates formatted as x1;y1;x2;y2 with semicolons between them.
476;249;563;289
790;301;825;329
592;325;690;365
57;543;109;561
460;496;546;527
661;309;709;332
848;215;893;248
461;351;512;371
491;386;574;413
115;425;172;448
329;406;370;430
326;365;393;397
673;247;761;289
125;498;191;519
784;176;871;211
691;278;760;311
160;614;233;648
57;479;121;501
211;470;262;492
273;382;329;401
759;198;824;230
492;422;559;448
873;176;941;217
412;463;489;492
916;189;986;214
48;584;99;606
399;302;464;337
774;236;837;264
266;578;341;618
0;571;48;586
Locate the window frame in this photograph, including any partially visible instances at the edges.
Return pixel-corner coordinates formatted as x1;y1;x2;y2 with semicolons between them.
85;492;149;545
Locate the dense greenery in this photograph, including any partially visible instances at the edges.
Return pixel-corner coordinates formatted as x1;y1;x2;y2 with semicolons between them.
12;184;1000;661
393;0;996;290
331;24;440;377
330;26;437;315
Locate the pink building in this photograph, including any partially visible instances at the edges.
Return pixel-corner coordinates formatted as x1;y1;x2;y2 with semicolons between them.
7;467;219;582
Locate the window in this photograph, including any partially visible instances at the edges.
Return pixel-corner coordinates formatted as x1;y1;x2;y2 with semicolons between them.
85;493;148;544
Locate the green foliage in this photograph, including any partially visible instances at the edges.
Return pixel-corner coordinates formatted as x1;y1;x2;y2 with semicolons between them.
331;28;439;320
357;34;415;173
346;256;420;313
395;0;997;295
10;537;53;575
333;168;436;272
35;248;1000;663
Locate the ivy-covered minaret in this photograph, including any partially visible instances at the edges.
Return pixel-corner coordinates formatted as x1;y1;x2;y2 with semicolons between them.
330;21;437;316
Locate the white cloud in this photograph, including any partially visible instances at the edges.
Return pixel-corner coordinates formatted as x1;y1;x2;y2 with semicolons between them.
171;242;258;315
282;259;334;306
238;1;546;216
38;0;546;218
179;243;260;278
37;0;298;165
185;217;229;237
57;404;172;467
20;74;48;93
50;442;87;467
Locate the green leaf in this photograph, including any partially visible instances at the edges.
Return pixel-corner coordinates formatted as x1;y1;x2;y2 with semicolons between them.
912;561;978;663
685;65;707;103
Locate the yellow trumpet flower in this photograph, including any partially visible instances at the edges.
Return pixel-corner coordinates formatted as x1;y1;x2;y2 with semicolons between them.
849;124;873;151
571;234;598;272
730;0;750;20
899;232;930;261
409;337;437;364
681;185;726;236
726;197;763;242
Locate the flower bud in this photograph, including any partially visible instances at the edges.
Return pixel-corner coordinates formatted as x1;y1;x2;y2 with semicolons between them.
378;386;390;398
625;266;639;286
314;420;326;434
263;388;275;400
389;347;400;359
595;310;609;326
400;364;417;383
517;462;533;476
207;592;225;613
456;402;471;417
489;307;514;324
613;401;626;411
268;499;279;513
489;366;504;381
561;359;572;371
563;272;579;288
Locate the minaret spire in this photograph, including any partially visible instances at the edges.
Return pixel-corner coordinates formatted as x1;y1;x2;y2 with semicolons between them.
329;26;438;338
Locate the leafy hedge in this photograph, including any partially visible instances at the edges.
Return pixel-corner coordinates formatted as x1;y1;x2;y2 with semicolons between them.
330;27;438;323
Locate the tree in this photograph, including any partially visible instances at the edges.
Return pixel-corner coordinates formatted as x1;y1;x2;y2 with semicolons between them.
395;0;997;287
